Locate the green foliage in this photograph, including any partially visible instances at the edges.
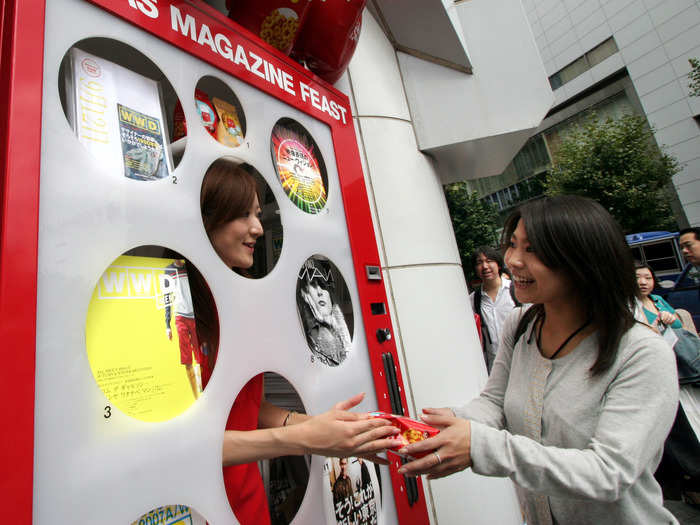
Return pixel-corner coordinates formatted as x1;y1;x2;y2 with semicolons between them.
545;114;680;233
444;182;500;283
690;57;700;97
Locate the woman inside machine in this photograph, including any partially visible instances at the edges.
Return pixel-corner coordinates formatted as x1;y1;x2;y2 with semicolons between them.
192;157;396;524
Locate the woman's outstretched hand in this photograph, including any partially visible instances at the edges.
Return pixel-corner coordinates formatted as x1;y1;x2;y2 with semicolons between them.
296;393;399;461
397;408;472;479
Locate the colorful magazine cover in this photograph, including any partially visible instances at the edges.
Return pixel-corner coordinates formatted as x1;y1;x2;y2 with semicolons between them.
323;457;381;525
64;47;173;181
85;255;204;422
270;121;327;214
118;103;169;181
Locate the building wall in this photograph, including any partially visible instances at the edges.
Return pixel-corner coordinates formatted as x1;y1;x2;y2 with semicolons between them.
522;0;700;224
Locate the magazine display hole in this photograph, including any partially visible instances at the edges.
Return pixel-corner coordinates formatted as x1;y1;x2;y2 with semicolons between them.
58;38;185;178
85;246;219;422
296;256;354;366
226;372;309;525
130;505;207;525
190;75;247;148
200;158;282;279
270;118;329;214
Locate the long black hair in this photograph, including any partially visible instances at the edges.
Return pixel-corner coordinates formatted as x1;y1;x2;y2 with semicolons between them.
502;195;639;376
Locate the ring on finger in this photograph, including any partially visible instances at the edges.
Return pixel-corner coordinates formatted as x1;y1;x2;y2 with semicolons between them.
433;451;441;465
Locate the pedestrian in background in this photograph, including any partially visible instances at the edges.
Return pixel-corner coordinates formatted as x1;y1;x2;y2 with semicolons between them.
636;263;700;510
679;227;700;267
470;246;520;372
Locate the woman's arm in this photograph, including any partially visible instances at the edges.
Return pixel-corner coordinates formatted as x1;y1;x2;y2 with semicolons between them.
452;308;523;428
257;400;310;429
400;335;679;501
222;393;398;466
397;309;526;479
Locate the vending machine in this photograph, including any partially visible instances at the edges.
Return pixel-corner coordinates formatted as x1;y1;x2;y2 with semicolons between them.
0;0;431;523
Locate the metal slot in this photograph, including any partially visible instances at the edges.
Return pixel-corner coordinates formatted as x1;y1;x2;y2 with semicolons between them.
382;352;419;506
370;302;386;315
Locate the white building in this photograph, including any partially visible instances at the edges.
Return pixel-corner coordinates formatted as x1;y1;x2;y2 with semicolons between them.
473;0;700;227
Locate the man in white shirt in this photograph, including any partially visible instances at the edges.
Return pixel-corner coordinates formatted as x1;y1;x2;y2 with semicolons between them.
469;246;519;373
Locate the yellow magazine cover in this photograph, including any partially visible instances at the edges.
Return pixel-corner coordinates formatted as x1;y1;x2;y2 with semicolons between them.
86;255;205;422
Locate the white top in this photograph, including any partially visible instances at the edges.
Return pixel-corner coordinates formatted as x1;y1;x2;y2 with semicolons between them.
454;308;679;525
470;278;517;370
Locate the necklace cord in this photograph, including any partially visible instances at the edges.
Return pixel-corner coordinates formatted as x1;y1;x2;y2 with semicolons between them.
536;313;592;360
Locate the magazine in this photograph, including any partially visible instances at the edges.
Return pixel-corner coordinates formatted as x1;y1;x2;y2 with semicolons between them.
85;255;204;422
64;47;173;180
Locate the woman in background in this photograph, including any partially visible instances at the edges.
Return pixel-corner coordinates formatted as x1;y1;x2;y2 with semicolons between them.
635;262;681;330
635;262;700;509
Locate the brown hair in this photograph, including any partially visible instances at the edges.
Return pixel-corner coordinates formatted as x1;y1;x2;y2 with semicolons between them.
200;158;259;236
193;159;259;371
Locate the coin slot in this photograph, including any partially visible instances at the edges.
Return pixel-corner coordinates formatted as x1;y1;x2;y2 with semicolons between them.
370;302;386;315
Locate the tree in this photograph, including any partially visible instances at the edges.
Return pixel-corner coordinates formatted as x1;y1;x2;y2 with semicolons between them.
444;182;500;283
689;57;700;97
545;114;680;233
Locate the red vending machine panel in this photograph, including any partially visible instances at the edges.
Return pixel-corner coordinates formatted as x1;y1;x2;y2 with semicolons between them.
0;1;430;524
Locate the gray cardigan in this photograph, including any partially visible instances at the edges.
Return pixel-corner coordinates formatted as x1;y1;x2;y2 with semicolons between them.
454;309;679;525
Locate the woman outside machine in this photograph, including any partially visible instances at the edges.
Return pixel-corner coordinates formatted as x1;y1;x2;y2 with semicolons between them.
397;195;679;524
193;158;396;524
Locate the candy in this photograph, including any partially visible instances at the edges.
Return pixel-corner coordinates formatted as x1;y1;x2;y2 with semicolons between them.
369;412;440;459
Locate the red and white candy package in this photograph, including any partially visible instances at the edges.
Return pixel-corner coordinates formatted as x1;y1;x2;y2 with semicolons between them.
369;411;440;459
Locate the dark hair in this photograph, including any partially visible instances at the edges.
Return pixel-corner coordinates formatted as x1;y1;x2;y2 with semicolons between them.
502;195;639;376
679;227;700;241
471;246;505;275
634;262;658;293
200;157;259;236
189;158;259;366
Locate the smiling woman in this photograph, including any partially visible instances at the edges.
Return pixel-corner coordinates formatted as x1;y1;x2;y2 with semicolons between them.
397;195;680;525
188;159;396;524
201;158;263;271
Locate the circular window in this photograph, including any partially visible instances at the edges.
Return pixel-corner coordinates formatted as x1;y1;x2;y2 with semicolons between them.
85;246;218;422
58;38;185;179
194;76;247;148
296;256;354;366
201;158;282;279
270;118;328;214
222;372;309;524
